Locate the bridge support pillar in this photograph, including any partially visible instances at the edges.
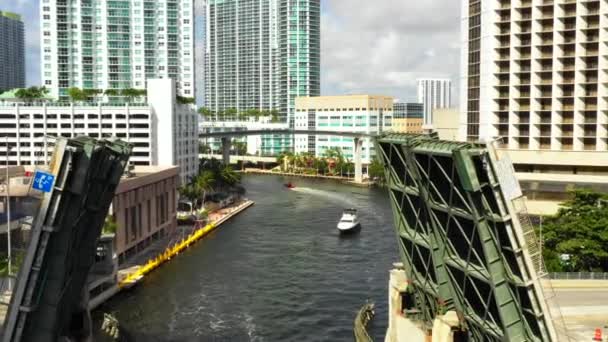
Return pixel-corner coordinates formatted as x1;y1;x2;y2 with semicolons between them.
221;137;231;165
354;137;363;183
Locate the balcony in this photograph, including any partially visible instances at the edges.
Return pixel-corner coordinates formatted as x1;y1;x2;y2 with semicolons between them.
584;130;597;138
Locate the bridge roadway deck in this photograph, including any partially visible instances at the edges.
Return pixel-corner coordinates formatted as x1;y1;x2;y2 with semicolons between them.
552;281;608;341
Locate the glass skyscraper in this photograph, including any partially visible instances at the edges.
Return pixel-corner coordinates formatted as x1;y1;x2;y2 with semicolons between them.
40;0;194;100
0;11;25;92
204;0;320;126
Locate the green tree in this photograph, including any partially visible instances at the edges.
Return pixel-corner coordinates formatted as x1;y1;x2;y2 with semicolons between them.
270;109;281;123
102;216;118;235
277;151;294;171
176;96;195;105
199;143;212;154
233;141;247;155
541;189;608;272
179;171;216;209
83;88;102;98
67;87;87;102
219;164;241;186
195;171;216;208
368;158;386;184
104;89;119;97
15;86;49;102
224;108;238;120
121;88;141;102
198;107;215;119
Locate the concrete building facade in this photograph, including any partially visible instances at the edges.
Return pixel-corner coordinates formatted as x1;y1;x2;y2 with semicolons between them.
294;95;394;163
460;0;608;152
392;102;424;133
417;78;451;126
0;11;25;92
204;0;320;126
109;165;178;264
432;108;460;141
40;0;195;100
0;79;198;183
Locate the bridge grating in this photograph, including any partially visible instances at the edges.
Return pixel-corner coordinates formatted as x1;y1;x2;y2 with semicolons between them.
376;133;561;342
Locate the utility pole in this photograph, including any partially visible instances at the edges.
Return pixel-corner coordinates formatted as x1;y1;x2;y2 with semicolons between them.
4;136;11;291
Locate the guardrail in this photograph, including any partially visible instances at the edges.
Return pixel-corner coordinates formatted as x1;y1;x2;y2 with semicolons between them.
549;272;608;280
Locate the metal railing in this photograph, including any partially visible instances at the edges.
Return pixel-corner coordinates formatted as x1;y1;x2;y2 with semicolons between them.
549;272;608;280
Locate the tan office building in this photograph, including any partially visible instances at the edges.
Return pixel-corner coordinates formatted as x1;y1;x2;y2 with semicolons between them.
391;118;424;134
110;165;179;264
294;95;394;163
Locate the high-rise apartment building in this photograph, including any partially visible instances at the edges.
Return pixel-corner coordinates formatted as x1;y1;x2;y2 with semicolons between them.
461;0;607;151
40;0;194;100
417;78;452;126
0;11;25;92
204;0;320;125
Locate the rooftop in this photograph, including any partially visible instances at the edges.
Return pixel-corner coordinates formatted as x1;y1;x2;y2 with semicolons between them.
0;11;21;21
116;165;180;194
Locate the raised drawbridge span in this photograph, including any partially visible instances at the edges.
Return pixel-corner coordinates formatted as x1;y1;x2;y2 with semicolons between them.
376;133;568;342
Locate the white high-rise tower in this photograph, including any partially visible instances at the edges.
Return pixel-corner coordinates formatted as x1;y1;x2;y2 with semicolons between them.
40;0;195;100
417;78;452;126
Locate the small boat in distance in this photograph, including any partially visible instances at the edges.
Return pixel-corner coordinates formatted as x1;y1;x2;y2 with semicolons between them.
337;209;361;234
285;182;296;189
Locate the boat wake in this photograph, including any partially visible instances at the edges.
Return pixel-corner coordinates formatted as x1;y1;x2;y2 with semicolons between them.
290;187;358;207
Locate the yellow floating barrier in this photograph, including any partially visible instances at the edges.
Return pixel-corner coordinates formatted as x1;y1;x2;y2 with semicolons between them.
118;222;217;288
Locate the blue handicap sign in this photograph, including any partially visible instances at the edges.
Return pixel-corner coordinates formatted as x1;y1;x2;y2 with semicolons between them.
32;171;55;193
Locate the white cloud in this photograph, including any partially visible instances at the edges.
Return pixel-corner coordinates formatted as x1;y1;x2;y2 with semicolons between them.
10;0;461;102
321;0;460;103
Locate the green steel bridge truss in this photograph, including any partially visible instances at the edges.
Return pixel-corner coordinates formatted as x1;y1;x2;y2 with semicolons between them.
2;137;132;342
376;133;559;342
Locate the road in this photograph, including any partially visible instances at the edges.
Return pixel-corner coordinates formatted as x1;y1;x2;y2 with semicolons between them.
553;284;608;341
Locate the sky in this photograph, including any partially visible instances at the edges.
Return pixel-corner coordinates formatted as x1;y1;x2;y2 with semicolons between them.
4;0;461;104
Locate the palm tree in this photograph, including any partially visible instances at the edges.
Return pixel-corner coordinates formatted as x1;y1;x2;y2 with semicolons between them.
278;151;294;171
219;165;240;186
195;171;215;209
178;183;199;207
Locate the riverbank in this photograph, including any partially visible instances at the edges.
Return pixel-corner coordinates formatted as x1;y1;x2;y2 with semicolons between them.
92;174;397;341
89;199;254;310
242;168;375;187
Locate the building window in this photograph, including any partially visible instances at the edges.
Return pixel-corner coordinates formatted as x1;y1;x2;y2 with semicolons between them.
130;206;137;242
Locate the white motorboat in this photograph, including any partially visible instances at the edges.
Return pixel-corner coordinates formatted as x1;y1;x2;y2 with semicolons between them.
337;208;361;233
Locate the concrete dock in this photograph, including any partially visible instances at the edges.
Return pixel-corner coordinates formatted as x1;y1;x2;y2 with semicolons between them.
88;199;254;310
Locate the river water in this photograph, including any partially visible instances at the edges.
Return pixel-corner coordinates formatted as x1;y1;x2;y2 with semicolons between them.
95;175;398;341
